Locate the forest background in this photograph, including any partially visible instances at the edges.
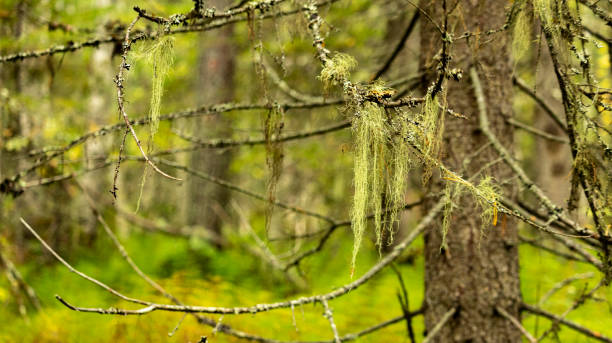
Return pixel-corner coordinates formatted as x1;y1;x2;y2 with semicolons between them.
0;0;611;342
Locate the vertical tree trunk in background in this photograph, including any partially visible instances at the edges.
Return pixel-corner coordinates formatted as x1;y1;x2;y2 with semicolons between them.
187;0;235;239
420;1;521;342
0;0;28;262
534;51;572;206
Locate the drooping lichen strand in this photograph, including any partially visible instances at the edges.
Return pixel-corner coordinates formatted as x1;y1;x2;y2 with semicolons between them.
533;0;553;29
146;35;175;138
441;180;460;250
385;112;413;244
350;102;386;271
264;105;285;233
319;53;357;90
511;4;531;64
419;93;442;183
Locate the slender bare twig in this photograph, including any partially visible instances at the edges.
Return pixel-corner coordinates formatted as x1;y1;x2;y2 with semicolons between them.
158;158;336;224
513;77;567;132
421;307;456;343
522;303;612;343
19;218;149;306
173;121;351;149
371;11;420;81
321;299;341;343
496;306;536;343
506;118;569;144
538;273;594;306
578;0;612;27
536;280;605;341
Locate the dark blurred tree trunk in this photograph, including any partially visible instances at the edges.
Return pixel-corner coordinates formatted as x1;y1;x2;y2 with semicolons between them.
533;46;572;207
420;1;521;342
186;0;235;241
0;0;29;262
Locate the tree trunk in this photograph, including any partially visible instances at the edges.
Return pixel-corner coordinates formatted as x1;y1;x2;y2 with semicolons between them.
420;1;521;342
186;0;235;240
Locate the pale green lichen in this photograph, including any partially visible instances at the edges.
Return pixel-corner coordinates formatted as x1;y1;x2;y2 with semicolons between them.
473;176;500;232
385;111;413;243
319;53;357;89
418;92;443;183
350;102;386;273
512;4;531;64
145;35;175;138
264;105;285;233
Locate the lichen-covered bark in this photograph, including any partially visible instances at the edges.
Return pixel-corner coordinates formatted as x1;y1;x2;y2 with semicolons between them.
419;1;521;341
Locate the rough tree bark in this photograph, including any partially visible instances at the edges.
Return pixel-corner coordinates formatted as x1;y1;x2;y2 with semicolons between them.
420;1;522;342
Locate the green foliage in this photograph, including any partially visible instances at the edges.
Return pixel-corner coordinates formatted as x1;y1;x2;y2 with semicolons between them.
319;53;357;89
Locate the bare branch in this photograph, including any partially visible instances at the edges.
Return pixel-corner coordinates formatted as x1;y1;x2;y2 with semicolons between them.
522;303;612;343
495;306;536;343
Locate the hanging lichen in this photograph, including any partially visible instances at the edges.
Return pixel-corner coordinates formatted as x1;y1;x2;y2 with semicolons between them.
441;180;460;250
440;172;501;246
533;0;553;30
145;35;175;139
511;3;531;65
417;91;443;183
385;111;413;244
264;104;285;233
350;102;386;273
319;53;357;90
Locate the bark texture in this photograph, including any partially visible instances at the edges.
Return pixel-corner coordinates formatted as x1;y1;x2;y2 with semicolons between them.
419;1;521;342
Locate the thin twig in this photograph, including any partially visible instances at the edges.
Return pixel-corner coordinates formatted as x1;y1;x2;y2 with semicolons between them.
113;16;180;186
321;299;341;343
496;306;536;343
522;303;612;343
422;307;456;343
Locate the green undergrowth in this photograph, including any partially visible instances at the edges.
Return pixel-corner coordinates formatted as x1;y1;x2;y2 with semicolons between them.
1;223;609;342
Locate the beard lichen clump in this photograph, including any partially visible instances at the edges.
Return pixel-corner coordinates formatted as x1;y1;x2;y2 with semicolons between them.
319;53;357;90
145;35;175;139
351;102;386;273
440;174;500;247
350;103;412;273
416;92;443;182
